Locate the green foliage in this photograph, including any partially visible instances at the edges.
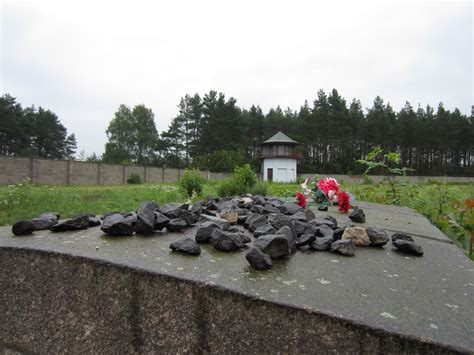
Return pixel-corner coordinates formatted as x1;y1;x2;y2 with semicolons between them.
193;149;246;172
102;104;159;165
0;94;77;159
178;169;204;198
249;181;268;196
217;164;258;197
127;172;142;184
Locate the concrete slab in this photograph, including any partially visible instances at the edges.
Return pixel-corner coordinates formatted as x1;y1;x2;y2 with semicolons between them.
0;202;473;352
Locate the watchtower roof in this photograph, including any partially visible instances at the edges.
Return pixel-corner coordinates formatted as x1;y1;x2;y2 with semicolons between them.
262;131;298;145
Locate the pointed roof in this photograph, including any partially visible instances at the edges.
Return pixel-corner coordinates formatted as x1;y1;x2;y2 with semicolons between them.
262;131;298;145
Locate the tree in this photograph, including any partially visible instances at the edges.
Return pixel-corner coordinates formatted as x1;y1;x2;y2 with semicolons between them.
102;104;159;165
0;94;30;156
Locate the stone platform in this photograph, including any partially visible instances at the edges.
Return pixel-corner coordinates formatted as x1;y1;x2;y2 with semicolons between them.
0;202;473;354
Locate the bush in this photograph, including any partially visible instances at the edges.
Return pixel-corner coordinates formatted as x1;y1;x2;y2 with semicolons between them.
179;169;204;198
249;181;268;196
217;164;258;197
127;172;142;184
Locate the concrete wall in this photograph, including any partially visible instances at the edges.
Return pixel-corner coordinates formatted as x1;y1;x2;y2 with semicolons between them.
0;248;460;354
0;156;232;185
1;156;472;185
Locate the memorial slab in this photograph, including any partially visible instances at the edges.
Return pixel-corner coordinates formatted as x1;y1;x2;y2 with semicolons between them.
0;202;472;353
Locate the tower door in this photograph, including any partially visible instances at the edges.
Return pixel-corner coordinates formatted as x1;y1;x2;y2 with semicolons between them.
267;168;273;182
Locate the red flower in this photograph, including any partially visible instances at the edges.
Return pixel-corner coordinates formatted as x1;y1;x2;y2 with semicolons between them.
295;192;306;209
317;178;340;195
337;191;350;213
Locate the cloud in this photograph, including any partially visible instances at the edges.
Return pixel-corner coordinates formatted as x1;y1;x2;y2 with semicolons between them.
1;0;472;155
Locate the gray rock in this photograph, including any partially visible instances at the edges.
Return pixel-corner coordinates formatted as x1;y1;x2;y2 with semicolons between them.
309;217;336;229
205;199;219;211
294;220;311;237
275;226;296;252
248;215;268;232
201;214;230;231
366;227;390;247
311;236;334;251
244;213;260;228
290;211;308;222
154;212;170;231
166;208;197;226
331;239;356;256
170;238;201;256
211;229;244;251
393;239;424;256
324;215;338;228
333;226;346;241
316;224;335;239
32;212;59;230
238;233;252;244
252;195;266;206
124;212;137;225
391;232;415;243
167;218;188;232
135;201;158;235
296;233;316;248
250;205;264;214
266;197;283;207
159;203;184;215
195;222;220;243
101;214;134;236
254;224;276;238
282;202;304;215
245;247;272;270
262;204;280;214
276;205;289;214
72;213;101;227
189;200;203;215
51;215;89;232
254;235;290;259
12;220;35;236
349;208;366;223
304;209;316;222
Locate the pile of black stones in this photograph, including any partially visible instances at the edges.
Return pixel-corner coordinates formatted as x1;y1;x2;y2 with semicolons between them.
11;195;424;270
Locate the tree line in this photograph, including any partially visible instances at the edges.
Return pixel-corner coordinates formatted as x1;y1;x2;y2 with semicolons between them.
2;91;472;176
0;94;77;159
103;89;473;176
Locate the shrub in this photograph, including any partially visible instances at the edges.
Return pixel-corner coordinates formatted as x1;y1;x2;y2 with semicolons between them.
249;181;268;196
233;164;257;188
217;178;245;197
127;172;142;184
179;169;205;198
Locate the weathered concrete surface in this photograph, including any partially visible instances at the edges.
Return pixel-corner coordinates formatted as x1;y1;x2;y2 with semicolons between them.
0;203;473;354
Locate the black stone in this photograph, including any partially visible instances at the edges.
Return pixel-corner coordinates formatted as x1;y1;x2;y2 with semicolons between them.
135;201;158;235
205;200;219;211
393;239;424;256
304;209;316;222
276;205;289;214
238;233;252;244
262;204;280;214
101;214;134;236
266;197;283;207
245;247;272;270
202;209;217;217
50;215;90;232
253;224;276;238
154;212;170;231
211;229;244;251
333;226;346;241
294;220;311;237
159;203;183;215
275;226;296;252
200;215;229;230
170;238;201;256
316;225;335;239
250;205;264;214
167;218;188;232
309;217;336;229
166;208;196;226
123;212;137;225
31;212;59;230
296;233;316;248
290;211;307;222
324;215;338;228
237;215;248;224
254;235;290;259
282;202;304;215
189;200;203;215
271;214;297;239
349;208;366;223
12;220;35;236
311;236;334;251
391;232;415;243
248;215;268;232
366;227;390;247
331;239;356;256
195;222;220;243
252;195;266;206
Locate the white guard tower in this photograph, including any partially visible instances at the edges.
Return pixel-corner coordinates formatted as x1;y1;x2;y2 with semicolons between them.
261;131;300;182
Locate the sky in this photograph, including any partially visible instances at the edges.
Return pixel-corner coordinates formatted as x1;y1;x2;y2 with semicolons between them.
1;0;472;156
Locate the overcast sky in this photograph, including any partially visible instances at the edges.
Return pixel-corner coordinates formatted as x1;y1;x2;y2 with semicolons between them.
1;0;472;156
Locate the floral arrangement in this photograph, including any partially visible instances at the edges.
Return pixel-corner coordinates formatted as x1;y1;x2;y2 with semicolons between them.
300;177;351;213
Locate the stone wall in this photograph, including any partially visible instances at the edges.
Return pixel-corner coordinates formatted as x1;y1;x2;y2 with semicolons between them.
0;156;472;185
0;248;459;354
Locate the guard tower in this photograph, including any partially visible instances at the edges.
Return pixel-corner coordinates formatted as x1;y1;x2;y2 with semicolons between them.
260;131;300;182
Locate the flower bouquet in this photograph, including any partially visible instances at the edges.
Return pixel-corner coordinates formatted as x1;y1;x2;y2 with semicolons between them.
300;177;351;213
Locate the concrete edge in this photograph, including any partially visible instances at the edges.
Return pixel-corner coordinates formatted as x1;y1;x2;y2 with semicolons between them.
0;245;471;354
